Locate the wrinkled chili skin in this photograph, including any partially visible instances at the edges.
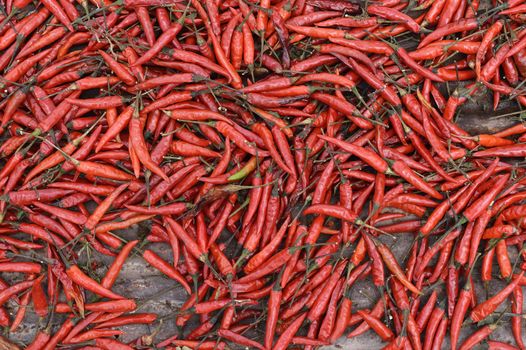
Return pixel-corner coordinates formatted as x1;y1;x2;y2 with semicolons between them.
1;1;526;349
513;47;526;77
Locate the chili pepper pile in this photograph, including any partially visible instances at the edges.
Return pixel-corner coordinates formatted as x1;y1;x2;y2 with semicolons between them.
2;0;526;349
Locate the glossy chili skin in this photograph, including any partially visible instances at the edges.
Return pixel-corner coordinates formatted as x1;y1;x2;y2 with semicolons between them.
2;1;526;349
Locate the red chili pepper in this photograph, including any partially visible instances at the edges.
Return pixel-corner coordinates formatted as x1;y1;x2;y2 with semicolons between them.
362;309;396;341
273;313;307;350
307;263;345;322
245;217;290;273
59;299;137;314
217;329;264;350
0;262;41;274
31;275;48;317
431;315;449;350
95;338;134;350
470;272;524;322
419;18;479;48
41;317;74;350
171;340;225;349
463;173;510;221
100;240;138;289
165;217;206;262
25;330;51;350
10;286;31;331
476;20;504;77
459;324;497;350
0;280;34;307
340;55;402;106
1;1;525;346
142;249;191;293
509;286;525;349
252;123;293;174
368;5;421;32
348;297;385;338
66;265;124;300
304;203;360;224
318;278;345;341
318;135;388;173
236;246;299;284
66;329;123;344
423;301;446;350
390;159;442;200
129;109;169;180
12;222;65;247
369;235;421;295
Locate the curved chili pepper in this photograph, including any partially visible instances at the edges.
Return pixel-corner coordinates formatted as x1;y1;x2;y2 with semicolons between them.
419;18;479;48
66;265;124;300
0;280;34;307
318;134;388;173
390;160;442;199
459;324;497;350
431;315;448;350
372;236;421;294
142;249;192;294
470;272;524;322
369;5;420;32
